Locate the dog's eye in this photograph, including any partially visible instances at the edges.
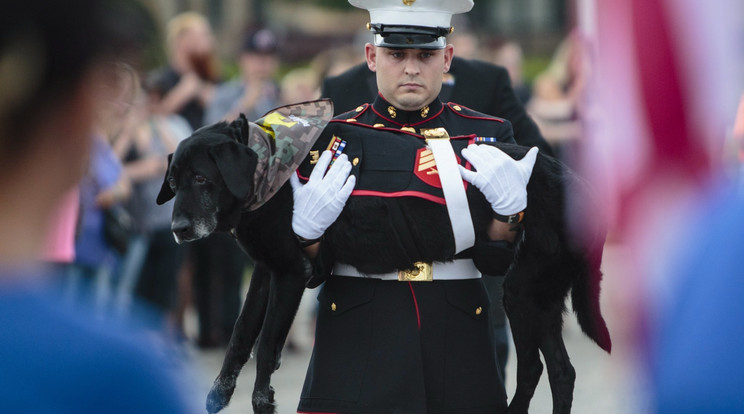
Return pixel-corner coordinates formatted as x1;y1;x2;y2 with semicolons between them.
168;177;176;190
194;175;207;185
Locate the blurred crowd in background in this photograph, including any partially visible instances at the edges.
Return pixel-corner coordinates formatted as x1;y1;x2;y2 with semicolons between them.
53;1;600;353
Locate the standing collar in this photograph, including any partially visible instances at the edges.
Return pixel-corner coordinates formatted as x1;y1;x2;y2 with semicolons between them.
371;93;444;127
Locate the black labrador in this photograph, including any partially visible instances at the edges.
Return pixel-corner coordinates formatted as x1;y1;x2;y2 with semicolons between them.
157;101;611;414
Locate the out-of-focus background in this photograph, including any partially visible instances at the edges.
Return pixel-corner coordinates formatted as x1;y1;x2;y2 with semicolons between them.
137;0;568;78
8;0;742;412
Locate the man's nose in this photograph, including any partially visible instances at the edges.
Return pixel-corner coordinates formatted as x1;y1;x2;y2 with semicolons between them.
404;58;420;76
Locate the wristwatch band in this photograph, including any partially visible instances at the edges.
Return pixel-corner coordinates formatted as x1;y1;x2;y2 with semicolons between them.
492;210;524;224
295;234;322;248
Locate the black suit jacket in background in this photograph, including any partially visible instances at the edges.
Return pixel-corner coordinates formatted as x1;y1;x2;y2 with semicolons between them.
321;57;554;156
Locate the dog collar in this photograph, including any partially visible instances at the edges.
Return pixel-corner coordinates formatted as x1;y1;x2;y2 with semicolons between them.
242;100;334;210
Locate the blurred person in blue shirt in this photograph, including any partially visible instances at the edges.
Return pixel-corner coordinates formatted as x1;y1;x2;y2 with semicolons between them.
0;0;200;412
204;27;281;125
647;182;744;414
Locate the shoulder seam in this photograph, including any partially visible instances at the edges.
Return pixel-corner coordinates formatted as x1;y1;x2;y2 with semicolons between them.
446;102;505;123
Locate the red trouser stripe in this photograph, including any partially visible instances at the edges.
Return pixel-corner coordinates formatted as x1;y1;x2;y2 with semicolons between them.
408;281;421;330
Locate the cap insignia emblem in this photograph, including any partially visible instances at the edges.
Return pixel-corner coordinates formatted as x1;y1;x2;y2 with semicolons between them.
402;0;415;6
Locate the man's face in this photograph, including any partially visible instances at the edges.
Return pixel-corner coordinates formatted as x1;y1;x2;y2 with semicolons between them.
240;52;279;82
366;44;454;111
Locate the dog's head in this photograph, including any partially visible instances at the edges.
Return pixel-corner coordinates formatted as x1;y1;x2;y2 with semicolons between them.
157;116;258;243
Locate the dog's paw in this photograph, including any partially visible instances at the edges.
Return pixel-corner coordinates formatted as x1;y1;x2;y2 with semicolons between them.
206;376;237;413
252;386;276;414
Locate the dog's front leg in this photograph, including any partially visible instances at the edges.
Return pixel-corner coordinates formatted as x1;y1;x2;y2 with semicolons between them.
207;262;272;414
252;270;307;414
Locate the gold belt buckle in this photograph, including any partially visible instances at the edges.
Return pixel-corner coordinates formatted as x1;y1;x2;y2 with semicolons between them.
398;262;433;282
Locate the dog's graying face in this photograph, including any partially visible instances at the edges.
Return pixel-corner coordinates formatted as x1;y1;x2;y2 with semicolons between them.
157;122;258;244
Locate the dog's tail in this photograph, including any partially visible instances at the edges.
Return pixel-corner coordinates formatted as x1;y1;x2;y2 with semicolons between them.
568;173;612;353
571;250;612;353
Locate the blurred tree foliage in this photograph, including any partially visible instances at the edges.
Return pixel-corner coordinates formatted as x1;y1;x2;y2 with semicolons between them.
298;0;354;10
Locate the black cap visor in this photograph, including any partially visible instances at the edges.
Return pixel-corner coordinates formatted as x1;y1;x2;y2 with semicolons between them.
370;24;449;49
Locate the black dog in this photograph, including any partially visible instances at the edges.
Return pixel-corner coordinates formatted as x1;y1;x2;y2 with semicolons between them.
158;101;611;414
157;101;333;414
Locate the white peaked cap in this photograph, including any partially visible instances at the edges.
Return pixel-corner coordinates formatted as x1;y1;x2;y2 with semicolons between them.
349;0;474;29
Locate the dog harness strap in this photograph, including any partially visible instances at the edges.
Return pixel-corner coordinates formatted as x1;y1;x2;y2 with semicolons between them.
332;259;481;281
424;128;475;253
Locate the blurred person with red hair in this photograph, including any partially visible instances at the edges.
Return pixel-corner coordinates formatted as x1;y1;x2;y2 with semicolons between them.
154;11;219;130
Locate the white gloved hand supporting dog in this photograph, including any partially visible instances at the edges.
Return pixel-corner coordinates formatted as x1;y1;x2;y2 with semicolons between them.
459;145;539;215
290;150;356;241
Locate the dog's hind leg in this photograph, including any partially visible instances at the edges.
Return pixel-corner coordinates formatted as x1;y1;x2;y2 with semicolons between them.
252;271;307;414
539;306;575;414
504;277;544;414
207;262;272;414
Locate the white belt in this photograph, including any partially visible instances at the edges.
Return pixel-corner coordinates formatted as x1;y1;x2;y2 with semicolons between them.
333;259;481;282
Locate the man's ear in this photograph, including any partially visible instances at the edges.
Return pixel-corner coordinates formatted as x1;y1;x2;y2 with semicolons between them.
365;43;377;72
208;141;258;201
156;153;175;205
443;44;454;73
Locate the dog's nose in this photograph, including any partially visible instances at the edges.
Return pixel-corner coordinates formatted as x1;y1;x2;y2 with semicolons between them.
171;217;191;237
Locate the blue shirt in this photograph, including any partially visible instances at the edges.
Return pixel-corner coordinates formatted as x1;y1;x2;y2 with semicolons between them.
650;184;744;413
0;267;200;413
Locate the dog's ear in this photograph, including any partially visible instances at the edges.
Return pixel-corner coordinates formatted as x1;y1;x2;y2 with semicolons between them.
226;114;251;143
208;141;258;201
156;153;175;205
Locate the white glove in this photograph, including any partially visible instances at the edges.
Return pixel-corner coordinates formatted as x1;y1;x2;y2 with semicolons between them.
459;145;538;215
289;150;356;240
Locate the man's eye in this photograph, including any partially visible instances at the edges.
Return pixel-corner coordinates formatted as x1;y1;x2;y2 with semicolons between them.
168;177;176;190
420;52;432;59
194;175;207;185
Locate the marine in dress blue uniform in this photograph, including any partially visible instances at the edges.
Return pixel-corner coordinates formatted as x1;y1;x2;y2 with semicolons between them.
292;2;536;413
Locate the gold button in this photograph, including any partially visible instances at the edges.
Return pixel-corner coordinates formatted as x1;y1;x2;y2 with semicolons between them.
475;307;482;315
453;105;462;111
355;105;364;112
373;123;385;128
352;157;359;166
401;126;416;133
331;303;337;311
346;118;357;123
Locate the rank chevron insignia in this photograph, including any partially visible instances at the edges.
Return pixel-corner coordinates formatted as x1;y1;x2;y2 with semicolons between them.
418;149;438;175
414;147;442;188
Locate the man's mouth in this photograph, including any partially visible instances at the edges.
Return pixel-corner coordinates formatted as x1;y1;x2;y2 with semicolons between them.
401;83;421;89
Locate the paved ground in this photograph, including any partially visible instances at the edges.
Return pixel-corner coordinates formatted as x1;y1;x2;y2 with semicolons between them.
185;243;651;414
